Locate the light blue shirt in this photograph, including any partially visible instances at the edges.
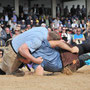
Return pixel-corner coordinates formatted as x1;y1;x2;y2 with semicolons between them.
12;27;48;53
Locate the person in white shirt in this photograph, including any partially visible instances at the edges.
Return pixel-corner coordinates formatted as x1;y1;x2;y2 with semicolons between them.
53;17;60;29
4;13;9;25
72;19;78;28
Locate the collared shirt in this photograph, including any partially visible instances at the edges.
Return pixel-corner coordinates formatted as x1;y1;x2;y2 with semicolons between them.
12;27;48;53
32;40;62;71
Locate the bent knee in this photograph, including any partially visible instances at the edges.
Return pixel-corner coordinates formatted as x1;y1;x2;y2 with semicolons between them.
35;65;44;76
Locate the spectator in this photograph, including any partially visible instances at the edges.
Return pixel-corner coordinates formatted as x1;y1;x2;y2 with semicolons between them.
41;23;46;27
4;27;12;42
12;27;21;38
53;17;60;29
66;29;72;44
64;17;69;25
26;15;32;25
66;20;72;28
0;16;4;24
61;27;67;41
35;17;39;26
73;28;85;45
26;24;31;30
50;22;55;31
75;17;80;25
39;4;45;15
21;20;26;29
16;24;21;30
4;13;9;26
19;12;25;21
86;19;90;28
80;19;87;32
10;21;17;31
12;11;17;23
8;17;14;29
23;3;29;19
45;15;50;28
0;25;7;46
64;6;69;17
59;21;63;27
84;16;87;24
72;19;78;28
0;3;4;17
81;5;86;18
35;4;39;16
33;4;37;15
5;5;12;17
83;20;90;39
39;15;45;25
56;4;61;17
60;17;65;25
83;27;90;39
58;26;62;39
70;5;76;16
30;20;34;27
76;5;81;19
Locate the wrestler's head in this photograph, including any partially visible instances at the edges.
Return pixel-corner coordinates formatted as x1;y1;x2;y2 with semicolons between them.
47;31;60;41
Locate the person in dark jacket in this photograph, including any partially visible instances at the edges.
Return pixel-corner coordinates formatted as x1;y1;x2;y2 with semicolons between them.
0;25;7;46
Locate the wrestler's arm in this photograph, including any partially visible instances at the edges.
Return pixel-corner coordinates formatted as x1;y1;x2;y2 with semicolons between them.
49;40;79;53
18;43;43;64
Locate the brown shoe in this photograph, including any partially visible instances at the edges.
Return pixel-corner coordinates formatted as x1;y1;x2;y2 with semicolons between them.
62;67;73;75
12;69;25;77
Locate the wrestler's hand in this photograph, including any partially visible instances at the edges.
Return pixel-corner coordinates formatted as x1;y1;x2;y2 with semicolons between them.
18;57;43;64
71;46;79;53
18;58;30;64
36;57;43;64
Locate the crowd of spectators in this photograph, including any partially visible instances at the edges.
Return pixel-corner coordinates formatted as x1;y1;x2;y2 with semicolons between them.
0;3;90;47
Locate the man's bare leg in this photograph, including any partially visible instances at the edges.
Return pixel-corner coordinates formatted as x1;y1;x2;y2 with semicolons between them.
34;65;44;76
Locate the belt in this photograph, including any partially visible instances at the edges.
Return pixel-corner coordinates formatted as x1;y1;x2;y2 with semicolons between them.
10;40;17;54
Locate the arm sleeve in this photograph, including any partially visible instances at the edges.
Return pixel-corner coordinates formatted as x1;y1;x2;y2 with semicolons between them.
25;38;42;53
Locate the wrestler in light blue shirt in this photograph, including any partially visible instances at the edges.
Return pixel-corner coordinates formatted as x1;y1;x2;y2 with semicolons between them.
32;40;62;72
12;27;48;53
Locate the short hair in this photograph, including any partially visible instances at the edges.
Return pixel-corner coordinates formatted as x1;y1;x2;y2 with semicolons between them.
48;31;60;40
